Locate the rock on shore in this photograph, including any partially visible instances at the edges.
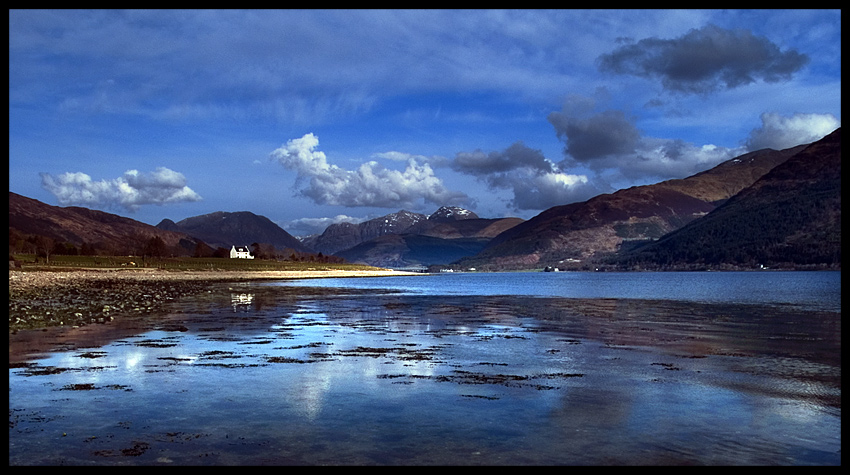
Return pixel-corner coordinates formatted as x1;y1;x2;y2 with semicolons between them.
8;268;409;332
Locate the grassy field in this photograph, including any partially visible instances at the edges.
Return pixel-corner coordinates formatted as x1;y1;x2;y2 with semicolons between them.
10;254;384;272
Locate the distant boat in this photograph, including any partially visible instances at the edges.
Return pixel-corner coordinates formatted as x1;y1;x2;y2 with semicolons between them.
543;266;559;272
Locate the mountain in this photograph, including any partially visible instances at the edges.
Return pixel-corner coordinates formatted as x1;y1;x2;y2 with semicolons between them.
303;206;492;256
335;216;525;268
157;211;312;253
9;192;209;256
456;142;809;271
335;234;492;268
427;206;479;223
616;128;841;270
301;206;524;267
301;209;429;256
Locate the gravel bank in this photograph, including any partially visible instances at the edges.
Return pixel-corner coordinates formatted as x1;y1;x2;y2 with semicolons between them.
8;268;412;332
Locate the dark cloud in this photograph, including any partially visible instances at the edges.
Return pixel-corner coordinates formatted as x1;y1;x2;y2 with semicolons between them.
452;142;606;210
452;141;557;175
597;24;809;93
547;110;641;161
548;104;745;183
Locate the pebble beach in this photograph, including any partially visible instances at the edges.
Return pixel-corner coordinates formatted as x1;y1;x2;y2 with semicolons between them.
8;268;410;332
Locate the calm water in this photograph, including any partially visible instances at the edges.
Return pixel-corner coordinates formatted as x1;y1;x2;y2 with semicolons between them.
282;271;841;312
9;271;841;465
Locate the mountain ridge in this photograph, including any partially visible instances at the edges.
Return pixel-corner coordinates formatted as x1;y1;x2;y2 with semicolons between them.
455;139;819;271
9;192;209;257
10;130;839;270
156;210;313;254
614;128;840;270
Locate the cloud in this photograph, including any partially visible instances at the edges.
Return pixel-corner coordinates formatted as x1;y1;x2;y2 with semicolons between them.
453;141;558;175
548;105;745;183
597;24;810;94
8;10;586;124
40;167;202;212
745;112;840;151
371;151;450;168
547;110;641;161
270;133;469;209
452;142;606;210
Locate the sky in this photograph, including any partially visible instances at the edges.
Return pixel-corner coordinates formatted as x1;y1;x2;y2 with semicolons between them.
9;9;841;236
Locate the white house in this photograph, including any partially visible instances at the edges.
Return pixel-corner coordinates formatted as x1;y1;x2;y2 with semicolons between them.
230;245;254;259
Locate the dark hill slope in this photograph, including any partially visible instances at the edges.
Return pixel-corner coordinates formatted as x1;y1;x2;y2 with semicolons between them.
302;210;428;256
9;192;207;256
617;128;841;269
334;234;491;268
457;143;806;270
159;211;312;253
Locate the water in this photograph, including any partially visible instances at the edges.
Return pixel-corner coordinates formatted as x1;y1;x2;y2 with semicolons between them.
9;271;841;465
281;270;842;312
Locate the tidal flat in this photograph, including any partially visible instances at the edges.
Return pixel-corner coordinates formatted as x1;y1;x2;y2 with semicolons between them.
8;277;841;465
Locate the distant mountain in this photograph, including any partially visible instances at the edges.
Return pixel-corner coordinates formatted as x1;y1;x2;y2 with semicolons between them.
157;211;312;253
301;209;429;256
335;234;492;268
335;217;524;268
9;192;209;256
456;142;809;271
301;206;524;267
616;128;841;270
427;206;479;222
416;216;525;240
303;206;490;256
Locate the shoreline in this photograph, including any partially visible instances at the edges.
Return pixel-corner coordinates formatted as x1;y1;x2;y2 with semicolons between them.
9;268;418;332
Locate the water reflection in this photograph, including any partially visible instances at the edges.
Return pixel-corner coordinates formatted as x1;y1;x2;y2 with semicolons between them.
231;292;254;311
9;284;841;465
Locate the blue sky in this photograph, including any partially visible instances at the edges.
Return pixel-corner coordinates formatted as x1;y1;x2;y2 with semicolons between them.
9;9;841;236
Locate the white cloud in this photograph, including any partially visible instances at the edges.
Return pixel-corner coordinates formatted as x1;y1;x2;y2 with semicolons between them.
270;133;469;209
745;112;840;151
371;151;450;168
40;167;202;212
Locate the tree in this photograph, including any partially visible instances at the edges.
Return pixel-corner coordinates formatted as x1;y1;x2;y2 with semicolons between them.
251;242;274;260
193;241;210;258
80;242;97;256
34;235;55;264
52;241;78;256
142;236;168;258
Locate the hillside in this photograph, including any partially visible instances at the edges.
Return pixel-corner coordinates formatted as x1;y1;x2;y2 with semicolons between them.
334;234;491;268
157;211;313;254
302;209;428;256
300;206;522;267
615;128;841;270
303;206;522;259
455;142;808;271
9;192;209;257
